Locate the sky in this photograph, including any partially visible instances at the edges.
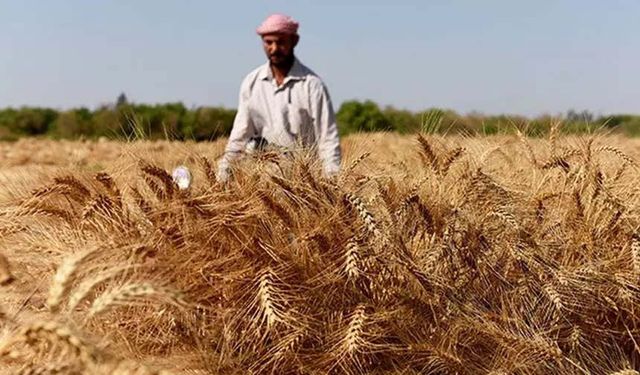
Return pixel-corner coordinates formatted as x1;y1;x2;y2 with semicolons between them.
1;0;639;117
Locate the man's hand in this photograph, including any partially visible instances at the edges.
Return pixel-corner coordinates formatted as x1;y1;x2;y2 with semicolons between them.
217;165;231;184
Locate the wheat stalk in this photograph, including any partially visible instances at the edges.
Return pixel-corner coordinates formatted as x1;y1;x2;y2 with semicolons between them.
17;362;76;375
543;283;563;315
340;152;371;181
47;247;102;312
345;193;380;237
67;266;134;312
53;175;92;204
416;134;439;170
259;192;294;228
516;129;538;166
81;194;115;221
130;187;152;216
88;282;186;317
199;155;217;185
631;235;640;274
0;252;15;286
340;304;367;356
257;269;281;330
594;145;635;165
27;204;77;224
95;172;122;207
569;325;581;353
541;149;581;172
30;184;66;199
5;134;640;373
344;240;361;281
549;120;561;156
99;359;175;375
439;147;464;175
0;321;97;366
139;160;176;199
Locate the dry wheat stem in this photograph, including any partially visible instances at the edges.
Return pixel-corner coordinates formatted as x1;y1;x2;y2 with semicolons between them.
0;321;96;367
0;252;15;286
340;304;367;356
2;134;640;373
88;283;186;317
345;193;381;237
47;247;102;312
631;236;640;274
344;240;361;281
66;266;136;312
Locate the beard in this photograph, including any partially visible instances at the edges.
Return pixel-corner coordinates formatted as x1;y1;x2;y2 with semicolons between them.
269;52;294;69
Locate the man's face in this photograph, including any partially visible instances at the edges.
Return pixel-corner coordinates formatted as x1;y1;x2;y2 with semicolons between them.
262;33;298;66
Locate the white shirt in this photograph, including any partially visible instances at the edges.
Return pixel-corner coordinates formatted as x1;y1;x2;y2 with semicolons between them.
218;58;341;178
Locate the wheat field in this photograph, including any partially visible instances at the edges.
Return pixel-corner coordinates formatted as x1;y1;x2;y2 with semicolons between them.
0;131;639;374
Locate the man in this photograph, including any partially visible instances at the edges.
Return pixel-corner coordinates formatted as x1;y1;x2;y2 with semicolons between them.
217;13;341;181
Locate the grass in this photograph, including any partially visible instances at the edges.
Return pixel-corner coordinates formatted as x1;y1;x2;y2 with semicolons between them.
0;132;639;374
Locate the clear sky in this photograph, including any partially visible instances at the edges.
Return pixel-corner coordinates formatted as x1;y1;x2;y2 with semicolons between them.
1;1;638;116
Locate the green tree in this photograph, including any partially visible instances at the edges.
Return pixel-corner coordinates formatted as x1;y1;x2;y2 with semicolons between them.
116;92;128;108
336;100;391;135
91;106;122;138
51;108;93;138
182;107;236;141
1;107;58;135
383;106;419;133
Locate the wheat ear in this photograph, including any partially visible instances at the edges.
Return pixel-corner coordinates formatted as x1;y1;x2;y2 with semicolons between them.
416;134;439;170
258;269;281;329
345;193;380;237
95;172;122;207
47;247;101;312
67;266;134;311
200;156;217;184
341;304;367;356
139;160;176;198
0;321;96;366
340;152;371;181
344;240;361;281
53;175;92;203
594;145;635;165
88;282;186;317
439;147;464;174
516;130;538;166
17;362;75;375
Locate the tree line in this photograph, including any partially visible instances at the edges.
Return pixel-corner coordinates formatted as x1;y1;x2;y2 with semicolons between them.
0;95;638;141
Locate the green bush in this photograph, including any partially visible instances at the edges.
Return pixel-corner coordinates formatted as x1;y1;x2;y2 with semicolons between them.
182;107;236;141
0;107;57;137
51;108;93;138
336;100;392;134
0;100;639;140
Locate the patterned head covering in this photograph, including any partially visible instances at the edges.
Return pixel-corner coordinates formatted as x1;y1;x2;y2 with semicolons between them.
256;14;299;36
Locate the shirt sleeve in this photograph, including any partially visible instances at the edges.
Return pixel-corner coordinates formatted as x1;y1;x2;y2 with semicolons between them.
310;79;342;176
218;75;256;178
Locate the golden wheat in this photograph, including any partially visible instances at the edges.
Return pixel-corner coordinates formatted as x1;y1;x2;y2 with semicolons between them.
0;252;14;286
88;282;186;317
1;133;640;374
47;247;102;312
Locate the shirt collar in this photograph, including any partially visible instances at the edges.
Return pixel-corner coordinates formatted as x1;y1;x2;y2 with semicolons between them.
259;58;306;82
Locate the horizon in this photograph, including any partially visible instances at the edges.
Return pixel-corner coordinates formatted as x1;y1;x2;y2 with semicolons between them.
0;93;631;121
2;1;639;117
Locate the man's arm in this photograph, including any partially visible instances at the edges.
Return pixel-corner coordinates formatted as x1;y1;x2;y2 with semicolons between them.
217;76;256;181
310;79;341;176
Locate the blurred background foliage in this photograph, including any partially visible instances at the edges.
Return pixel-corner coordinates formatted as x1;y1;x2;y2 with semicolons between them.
1;93;638;141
